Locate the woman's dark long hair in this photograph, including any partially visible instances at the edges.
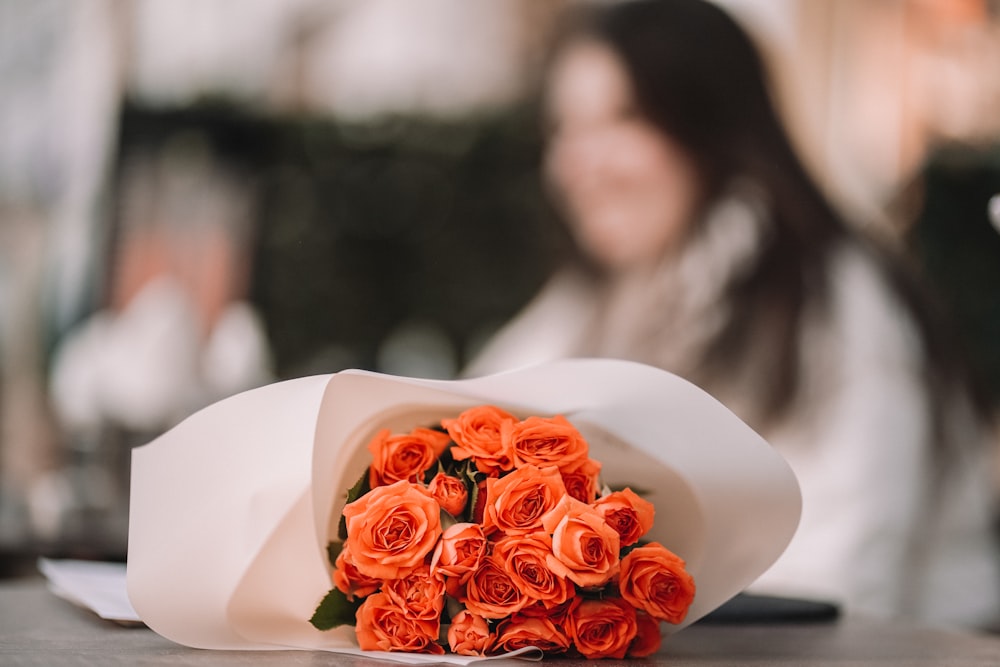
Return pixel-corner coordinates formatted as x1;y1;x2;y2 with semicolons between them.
550;0;984;443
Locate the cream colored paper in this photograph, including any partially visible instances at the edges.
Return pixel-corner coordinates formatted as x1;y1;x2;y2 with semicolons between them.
127;358;800;663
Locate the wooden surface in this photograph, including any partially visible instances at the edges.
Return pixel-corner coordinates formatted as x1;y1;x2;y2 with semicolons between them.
2;577;1000;666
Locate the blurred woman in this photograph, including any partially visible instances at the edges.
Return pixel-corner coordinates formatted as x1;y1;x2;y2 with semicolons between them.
467;0;1000;628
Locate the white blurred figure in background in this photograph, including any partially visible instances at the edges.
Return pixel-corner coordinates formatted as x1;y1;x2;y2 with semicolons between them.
45;136;273;554
467;0;1000;629
50;138;273;434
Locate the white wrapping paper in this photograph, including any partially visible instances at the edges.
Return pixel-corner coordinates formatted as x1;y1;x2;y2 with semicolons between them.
127;358;800;663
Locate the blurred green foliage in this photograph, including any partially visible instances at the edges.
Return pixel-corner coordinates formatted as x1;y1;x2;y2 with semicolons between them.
113;101;570;378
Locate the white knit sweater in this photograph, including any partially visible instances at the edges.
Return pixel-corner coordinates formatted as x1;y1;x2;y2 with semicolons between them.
466;196;1000;629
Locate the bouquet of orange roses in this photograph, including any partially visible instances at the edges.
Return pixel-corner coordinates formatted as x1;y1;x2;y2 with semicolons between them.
309;404;696;659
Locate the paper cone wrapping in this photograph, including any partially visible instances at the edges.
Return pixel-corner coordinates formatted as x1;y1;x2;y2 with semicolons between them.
127;358;800;662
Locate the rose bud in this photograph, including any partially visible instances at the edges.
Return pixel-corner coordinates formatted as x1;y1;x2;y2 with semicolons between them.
428;473;468;517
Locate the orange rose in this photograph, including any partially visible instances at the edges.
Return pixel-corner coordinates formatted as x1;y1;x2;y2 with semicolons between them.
342;480;442;580
542;495;620;588
355;592;444;654
518;597;577;622
568;597;638;659
592;488;655;546
447;610;492;656
367;427;450;487
332;543;381;600
493;533;573;608
509;415;589;471
430;522;487;583
461;555;529;619
441;405;517;475
619;542;696;624
491;614;571;655
427;473;468;518
629;611;662;658
383;565;446;620
482;465;567;536
561;457;602;504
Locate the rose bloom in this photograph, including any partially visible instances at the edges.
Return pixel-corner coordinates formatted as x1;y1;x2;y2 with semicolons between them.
332;543;381;600
592;487;655;546
542;495;620;588
461;555;529;619
430;522;487;583
561;457;602;504
493;533;573;609
342;480;442;580
355;592;444;654
427;473;468;518
569;597;638;660
383;565;446;620
491;614;571;656
509;415;589;471
441;405;517;475
630;611;662;658
619;542;696;624
482;465;567;536
518;596;577;623
447;610;492;656
367;427;450;487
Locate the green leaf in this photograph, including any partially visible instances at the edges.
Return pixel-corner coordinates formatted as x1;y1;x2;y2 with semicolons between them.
337;514;347;542
437;446;456;475
326;541;344;567
338;468;372;540
440;507;458;532
346;468;372;505
456;458;480;486
578;584;615;600
309;588;360;631
423;466;438;485
607;484;652;496
618;541;648;560
466;475;480;524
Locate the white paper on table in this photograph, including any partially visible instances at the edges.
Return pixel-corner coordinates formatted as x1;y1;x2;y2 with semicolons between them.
38;557;141;625
127;358;801;664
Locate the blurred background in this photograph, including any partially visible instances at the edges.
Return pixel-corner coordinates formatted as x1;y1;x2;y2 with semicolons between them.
1;0;998;573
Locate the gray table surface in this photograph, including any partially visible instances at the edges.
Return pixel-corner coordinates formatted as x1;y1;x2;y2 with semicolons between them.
2;576;1000;666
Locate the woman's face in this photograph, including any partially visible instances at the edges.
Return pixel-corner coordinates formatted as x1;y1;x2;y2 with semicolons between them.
545;40;703;271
